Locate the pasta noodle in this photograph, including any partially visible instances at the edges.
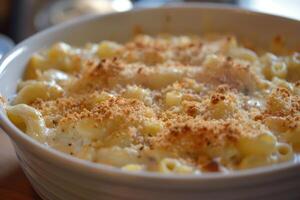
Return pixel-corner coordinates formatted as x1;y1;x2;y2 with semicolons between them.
6;104;46;140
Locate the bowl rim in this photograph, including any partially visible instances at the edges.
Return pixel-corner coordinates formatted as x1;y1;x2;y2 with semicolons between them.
0;3;300;183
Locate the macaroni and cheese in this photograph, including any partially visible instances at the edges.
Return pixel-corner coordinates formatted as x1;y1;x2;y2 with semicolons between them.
3;34;300;174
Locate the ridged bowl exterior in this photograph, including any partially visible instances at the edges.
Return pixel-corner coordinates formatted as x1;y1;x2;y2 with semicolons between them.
1;4;300;200
15;143;300;200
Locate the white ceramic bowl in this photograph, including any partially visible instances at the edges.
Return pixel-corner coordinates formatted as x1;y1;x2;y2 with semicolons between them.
1;4;300;200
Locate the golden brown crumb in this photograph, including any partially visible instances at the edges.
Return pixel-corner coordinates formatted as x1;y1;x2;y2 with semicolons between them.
210;93;226;105
186;104;198;117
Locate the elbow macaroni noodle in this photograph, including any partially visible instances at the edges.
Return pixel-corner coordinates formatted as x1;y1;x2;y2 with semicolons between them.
6;104;47;140
3;34;300;174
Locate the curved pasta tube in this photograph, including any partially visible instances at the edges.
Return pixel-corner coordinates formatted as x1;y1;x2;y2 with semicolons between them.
286;52;300;81
75;119;108;140
47;42;78;72
270;61;287;79
276;143;294;162
159;158;193;174
222;36;238;51
142;119;163;136
97;41;122;59
38;69;70;84
6;104;46;139
260;53;278;80
239;155;274;169
202;54;221;69
14;81;64;104
260;53;288;80
165;91;182;107
17;80;38;91
96;146;139;167
48;42;71;60
228;47;258;62
24;53;47;80
123;85;152;105
121;164;144;172
237;132;277;156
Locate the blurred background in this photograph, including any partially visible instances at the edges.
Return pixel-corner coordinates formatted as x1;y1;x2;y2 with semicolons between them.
0;0;300;45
